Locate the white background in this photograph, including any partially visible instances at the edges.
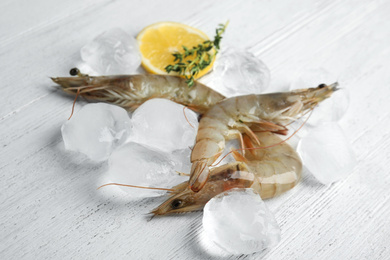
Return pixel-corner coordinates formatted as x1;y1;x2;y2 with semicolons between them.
1;0;389;259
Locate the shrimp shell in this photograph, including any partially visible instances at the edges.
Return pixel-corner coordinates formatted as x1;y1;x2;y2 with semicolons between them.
51;74;225;114
151;131;302;215
189;83;338;192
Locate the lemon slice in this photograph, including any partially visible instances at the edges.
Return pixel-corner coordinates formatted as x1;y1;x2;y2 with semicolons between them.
137;21;215;78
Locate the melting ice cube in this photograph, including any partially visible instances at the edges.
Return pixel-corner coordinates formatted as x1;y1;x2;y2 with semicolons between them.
171;147;193;174
107;142;188;197
130;98;199;153
201;48;270;97
61;103;131;161
203;188;281;255
290;67;334;90
297;122;357;184
213;139;241;166
80;27;141;75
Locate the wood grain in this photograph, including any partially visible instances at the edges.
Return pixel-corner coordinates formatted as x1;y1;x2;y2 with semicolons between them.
1;0;389;259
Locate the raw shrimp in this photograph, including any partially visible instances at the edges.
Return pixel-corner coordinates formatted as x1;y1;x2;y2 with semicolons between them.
189;83;338;192
52;74;336;194
51;74;225;114
151;131;302;215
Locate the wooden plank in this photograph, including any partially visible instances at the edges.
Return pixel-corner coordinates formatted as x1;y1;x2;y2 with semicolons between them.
1;0;389;259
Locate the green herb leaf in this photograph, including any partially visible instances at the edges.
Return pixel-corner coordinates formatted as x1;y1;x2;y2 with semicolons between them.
164;21;228;87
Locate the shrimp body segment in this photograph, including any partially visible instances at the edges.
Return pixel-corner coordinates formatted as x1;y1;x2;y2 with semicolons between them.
152;131;302;215
239;132;302;199
189;83;338;192
51;74;225;114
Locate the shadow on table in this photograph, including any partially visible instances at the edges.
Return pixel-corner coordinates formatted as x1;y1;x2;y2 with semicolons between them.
299;166;325;189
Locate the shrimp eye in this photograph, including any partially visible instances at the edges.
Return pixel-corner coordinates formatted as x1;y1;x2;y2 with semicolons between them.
70;68;79;76
171;199;183;209
318;83;326;89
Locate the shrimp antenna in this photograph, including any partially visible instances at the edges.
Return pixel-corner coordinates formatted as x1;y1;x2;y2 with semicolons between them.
284;108;312;127
97;183;175;192
68;87;80;120
212;108;313;166
183;106;194;128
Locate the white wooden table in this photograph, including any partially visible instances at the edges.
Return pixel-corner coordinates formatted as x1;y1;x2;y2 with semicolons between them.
1;0;389;259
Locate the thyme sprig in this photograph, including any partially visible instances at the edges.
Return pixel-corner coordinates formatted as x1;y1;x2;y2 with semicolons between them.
165;22;228;87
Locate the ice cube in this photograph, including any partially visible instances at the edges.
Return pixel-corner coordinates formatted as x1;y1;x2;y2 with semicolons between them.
75;62;99;76
213;139;241;166
290;67;334;90
201;48;270;97
130;98;199;153
170;147;192;174
290;68;349;125
203;188;281;255
61;103;131;161
107;142;187;197
297;122;357;184
80;28;141;75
